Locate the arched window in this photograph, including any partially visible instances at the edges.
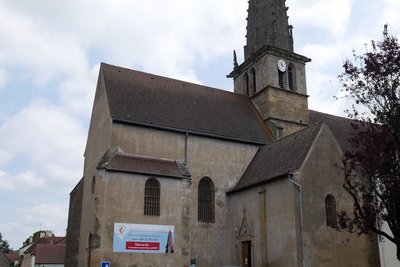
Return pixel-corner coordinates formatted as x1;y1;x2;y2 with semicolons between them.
288;65;296;90
85;232;92;267
144;178;160;216
250;68;256;95
244;73;249;96
278;69;285;89
325;194;337;227
198;177;215;223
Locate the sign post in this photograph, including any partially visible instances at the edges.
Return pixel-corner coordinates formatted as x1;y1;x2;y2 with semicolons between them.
101;261;110;267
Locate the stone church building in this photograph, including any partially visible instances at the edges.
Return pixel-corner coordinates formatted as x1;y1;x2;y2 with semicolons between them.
65;0;380;266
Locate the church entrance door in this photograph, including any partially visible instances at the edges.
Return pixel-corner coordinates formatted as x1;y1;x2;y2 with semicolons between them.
241;241;252;267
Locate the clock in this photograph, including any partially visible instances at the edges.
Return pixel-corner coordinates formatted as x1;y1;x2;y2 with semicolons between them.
277;59;287;72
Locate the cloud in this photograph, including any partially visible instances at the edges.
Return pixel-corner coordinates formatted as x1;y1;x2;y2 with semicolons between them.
57;63;99;116
0;0;246;85
24;204;68;228
0;170;45;190
0;204;67;249
376;1;400;39
0;69;7;89
0;102;85;189
290;0;352;37
81;0;247;82
0;1;88;87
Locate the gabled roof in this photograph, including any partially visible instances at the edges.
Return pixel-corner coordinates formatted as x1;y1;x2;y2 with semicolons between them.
25;236;66;254
231;122;323;192
2;251;18;263
98;151;191;179
24;236;66;264
33;243;65;264
100;63;271;144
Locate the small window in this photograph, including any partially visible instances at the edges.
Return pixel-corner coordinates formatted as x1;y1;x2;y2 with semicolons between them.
244;73;250;95
325;194;337;227
198;177;215;223
250;68;256;95
86;232;92;267
144;178;160;216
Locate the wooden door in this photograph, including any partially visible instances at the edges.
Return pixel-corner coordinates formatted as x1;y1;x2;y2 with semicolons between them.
241;241;252;267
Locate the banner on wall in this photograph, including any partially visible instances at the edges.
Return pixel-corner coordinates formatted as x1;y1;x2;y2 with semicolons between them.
113;223;174;253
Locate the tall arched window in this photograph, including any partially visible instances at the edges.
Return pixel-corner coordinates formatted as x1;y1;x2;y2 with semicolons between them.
244;73;250;95
144;178;160;216
325;194;337;227
250;68;256;95
198;177;215;223
278;69;285;89
85;232;92;267
288;64;296;91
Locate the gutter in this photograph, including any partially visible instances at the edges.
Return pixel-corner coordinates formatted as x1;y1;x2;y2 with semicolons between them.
288;173;305;267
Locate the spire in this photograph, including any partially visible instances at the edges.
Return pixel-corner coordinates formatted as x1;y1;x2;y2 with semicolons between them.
244;0;294;60
233;50;239;69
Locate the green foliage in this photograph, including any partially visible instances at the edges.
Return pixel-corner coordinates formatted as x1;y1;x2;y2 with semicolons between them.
0;232;11;252
338;25;400;261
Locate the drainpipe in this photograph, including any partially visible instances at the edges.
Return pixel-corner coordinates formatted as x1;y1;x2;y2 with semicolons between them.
288;173;305;267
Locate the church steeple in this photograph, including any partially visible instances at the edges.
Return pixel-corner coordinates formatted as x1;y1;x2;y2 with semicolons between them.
228;0;311;139
245;0;294;59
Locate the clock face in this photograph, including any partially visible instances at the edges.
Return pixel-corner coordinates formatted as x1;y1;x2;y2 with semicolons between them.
277;59;287;72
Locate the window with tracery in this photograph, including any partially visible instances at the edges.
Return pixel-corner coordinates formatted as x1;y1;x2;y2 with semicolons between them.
325;194;337;227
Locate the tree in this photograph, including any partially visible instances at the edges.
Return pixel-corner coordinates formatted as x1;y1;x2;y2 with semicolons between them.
0;232;11;252
337;25;400;261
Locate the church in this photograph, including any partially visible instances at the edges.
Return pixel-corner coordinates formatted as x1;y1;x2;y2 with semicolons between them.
65;0;380;266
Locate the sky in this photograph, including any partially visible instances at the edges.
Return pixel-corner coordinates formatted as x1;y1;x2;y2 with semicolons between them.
0;0;399;250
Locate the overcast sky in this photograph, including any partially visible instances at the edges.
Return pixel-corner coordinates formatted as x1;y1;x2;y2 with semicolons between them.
0;0;399;249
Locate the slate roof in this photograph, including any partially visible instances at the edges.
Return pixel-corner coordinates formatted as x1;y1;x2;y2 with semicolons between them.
231;122;323;192
100;63;271;144
98;152;191;179
309;110;357;152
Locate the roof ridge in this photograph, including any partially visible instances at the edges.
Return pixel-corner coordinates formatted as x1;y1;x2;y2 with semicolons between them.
101;62;243;98
309;109;355;122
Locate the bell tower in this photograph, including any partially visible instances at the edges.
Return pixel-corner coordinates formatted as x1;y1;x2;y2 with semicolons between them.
228;0;311;139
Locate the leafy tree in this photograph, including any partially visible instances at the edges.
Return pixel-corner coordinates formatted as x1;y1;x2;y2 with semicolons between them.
0;232;11;252
337;25;400;261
